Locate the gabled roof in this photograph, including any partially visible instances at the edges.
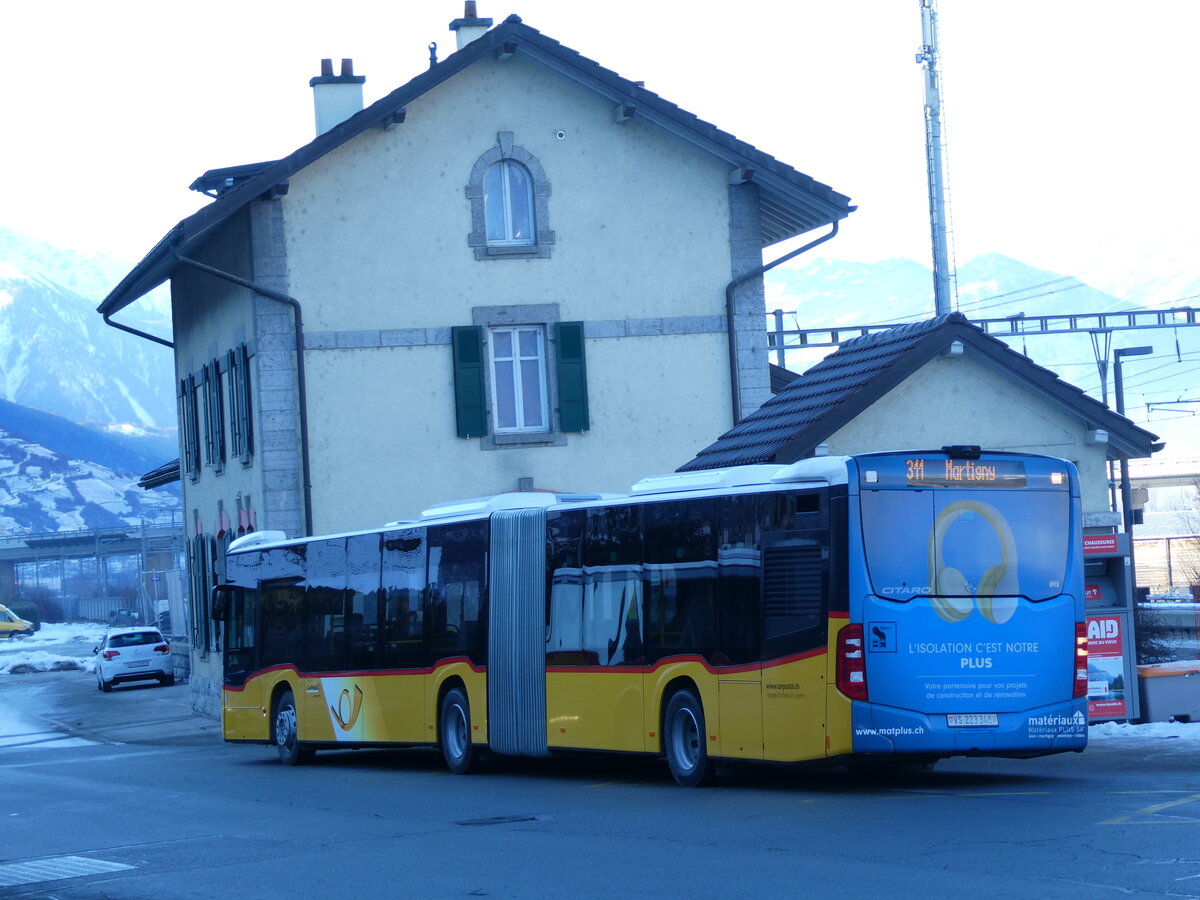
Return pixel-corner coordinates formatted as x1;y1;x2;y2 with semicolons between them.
678;313;1161;471
99;14;854;317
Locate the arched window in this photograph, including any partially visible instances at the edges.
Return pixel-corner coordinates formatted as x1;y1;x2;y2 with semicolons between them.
467;132;554;260
484;161;535;246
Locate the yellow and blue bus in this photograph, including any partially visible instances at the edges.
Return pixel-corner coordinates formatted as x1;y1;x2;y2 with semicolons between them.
214;447;1088;785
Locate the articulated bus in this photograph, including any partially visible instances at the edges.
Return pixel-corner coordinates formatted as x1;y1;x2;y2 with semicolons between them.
213;447;1089;786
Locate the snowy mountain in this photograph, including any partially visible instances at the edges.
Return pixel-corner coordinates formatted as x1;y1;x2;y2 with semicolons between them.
0;399;179;535
0;227;174;431
767;252;1200;459
0;225;170;320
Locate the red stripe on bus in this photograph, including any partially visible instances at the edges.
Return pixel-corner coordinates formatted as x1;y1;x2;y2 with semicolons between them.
546;649;826;676
224;657;485;691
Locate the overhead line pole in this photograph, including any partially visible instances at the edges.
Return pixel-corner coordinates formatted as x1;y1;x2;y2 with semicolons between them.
918;0;953;316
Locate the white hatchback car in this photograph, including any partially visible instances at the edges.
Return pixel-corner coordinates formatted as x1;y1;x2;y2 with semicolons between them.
94;627;175;691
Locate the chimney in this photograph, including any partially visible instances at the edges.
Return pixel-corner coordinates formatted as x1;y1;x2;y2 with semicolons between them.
309;58;366;136
449;1;493;51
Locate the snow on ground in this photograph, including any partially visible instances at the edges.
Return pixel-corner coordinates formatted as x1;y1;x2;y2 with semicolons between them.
1089;721;1200;743
3;621;105;648
0;621;105;675
0;649;93;675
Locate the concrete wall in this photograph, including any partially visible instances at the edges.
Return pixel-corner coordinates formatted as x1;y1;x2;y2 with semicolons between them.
826;353;1112;517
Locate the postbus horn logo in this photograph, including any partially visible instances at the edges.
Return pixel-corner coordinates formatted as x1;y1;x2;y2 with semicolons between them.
928;501;1020;625
331;685;364;731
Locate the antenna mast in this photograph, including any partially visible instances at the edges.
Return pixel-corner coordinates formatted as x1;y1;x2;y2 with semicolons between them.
917;0;953;315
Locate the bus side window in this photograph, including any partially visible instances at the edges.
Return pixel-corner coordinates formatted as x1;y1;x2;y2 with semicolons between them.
643;498;717;663
347;534;383;670
581;504;643;667
546;509;587;665
717;494;763;665
426;521;488;666
382;529;426;669
224;586;258;685
260;582;306;667
303;539;348;673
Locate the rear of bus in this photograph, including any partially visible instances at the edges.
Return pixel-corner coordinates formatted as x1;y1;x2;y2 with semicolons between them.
840;448;1088;759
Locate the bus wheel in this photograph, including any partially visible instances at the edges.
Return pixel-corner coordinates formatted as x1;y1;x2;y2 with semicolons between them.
664;689;715;787
440;686;478;775
275;690;314;766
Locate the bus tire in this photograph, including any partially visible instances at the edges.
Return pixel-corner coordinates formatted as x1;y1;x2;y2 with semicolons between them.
275;689;314;766
663;688;715;787
440;686;478;775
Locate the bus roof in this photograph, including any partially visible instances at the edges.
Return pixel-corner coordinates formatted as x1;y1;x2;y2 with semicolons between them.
229;452;1067;554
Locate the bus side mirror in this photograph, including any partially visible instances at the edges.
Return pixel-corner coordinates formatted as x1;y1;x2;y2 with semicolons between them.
210;584;232;621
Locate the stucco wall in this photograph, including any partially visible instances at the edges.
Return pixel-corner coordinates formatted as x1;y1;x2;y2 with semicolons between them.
274;55;742;532
826;353;1112;516
283;57;734;331
171;210;266;532
303;330;730;531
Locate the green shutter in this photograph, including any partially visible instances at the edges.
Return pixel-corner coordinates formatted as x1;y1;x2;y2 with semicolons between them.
238;343;254;457
179;379;194;475
555;321;589;432
452;326;488;438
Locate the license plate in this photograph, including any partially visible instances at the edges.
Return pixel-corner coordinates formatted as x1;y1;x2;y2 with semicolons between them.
947;713;998;727
126;660;150;668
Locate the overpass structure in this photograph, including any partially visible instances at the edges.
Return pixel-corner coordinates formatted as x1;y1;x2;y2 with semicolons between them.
0;517;186;626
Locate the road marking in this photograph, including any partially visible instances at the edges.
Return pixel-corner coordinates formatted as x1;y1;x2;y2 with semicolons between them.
1100;792;1200;825
958;792;1051;797
0;856;134;888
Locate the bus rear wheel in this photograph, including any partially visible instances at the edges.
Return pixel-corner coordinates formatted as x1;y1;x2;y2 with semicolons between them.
439;686;479;774
275;689;314;766
664;688;715;787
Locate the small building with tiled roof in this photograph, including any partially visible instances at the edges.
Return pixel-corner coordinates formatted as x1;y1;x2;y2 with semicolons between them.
96;5;854;712
679;313;1161;519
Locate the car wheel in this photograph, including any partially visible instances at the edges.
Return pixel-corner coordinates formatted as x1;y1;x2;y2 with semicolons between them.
160;673;175;687
100;677;113;693
274;689;314;766
439;686;479;775
663;688;715;787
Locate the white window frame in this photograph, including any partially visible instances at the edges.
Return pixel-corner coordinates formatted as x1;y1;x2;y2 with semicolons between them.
484;160;536;247
489;325;549;433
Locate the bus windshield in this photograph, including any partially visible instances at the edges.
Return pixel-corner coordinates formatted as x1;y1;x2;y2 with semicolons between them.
860;488;1071;602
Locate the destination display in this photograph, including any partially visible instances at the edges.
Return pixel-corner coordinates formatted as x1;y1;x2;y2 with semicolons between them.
904;457;1028;488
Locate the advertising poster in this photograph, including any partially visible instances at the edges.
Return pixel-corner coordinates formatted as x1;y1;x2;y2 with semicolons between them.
1086;611;1128;719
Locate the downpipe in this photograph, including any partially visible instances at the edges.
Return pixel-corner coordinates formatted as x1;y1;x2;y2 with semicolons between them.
173;253;314;538
725;221;839;425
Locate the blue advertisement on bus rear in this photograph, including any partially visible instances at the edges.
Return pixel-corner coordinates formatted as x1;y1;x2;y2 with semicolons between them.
848;455;1087;755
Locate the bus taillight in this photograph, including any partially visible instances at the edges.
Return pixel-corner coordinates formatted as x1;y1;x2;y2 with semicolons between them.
1073;622;1088;699
837;624;868;701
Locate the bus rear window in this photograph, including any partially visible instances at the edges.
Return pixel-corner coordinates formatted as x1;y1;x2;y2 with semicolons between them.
860;489;1071;602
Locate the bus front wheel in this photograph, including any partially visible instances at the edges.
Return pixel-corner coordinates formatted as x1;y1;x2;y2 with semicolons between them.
439;686;479;774
275;689;314;766
664;688;715;787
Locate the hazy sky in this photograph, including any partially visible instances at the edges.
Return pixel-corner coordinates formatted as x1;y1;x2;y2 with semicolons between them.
3;0;1196;282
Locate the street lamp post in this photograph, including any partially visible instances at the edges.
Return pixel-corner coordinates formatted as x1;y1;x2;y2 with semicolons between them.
1113;346;1152;536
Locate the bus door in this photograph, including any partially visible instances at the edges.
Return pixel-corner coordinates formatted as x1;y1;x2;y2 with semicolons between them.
858;477;1078;750
218;580;262;740
545;506;645;753
759;529;830;762
715;546;762;760
378;529;427;743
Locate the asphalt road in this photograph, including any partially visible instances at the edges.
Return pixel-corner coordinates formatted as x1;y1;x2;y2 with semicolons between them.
2;670;1199;899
